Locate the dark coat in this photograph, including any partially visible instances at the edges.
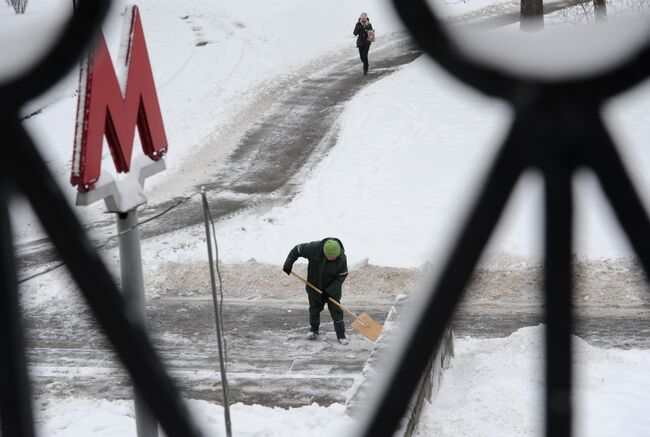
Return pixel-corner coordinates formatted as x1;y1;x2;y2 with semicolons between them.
354;21;373;48
283;238;348;300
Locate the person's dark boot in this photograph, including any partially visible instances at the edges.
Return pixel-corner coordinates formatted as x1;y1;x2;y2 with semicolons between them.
334;320;348;345
308;315;320;340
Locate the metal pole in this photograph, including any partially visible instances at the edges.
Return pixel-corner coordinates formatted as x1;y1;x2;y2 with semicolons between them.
543;157;573;437
201;189;232;437
117;209;158;437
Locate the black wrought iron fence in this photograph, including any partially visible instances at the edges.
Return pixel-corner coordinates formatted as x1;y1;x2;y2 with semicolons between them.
2;0;650;436
0;1;200;436
360;1;650;437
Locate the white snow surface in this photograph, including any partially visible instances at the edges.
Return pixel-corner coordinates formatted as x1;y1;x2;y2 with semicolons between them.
31;326;650;436
452;13;650;79
36;400;355;436
211;54;650;267
4;0;650;435
0;0;71;81
8;0;650;266
414;325;650;437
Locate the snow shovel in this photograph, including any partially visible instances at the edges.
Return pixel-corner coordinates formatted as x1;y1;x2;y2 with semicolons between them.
290;271;382;342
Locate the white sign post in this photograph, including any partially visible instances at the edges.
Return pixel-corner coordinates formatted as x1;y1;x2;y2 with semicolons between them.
70;6;168;437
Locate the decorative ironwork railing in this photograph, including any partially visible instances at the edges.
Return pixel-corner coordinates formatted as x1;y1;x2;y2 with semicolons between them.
2;1;649;437
360;1;650;436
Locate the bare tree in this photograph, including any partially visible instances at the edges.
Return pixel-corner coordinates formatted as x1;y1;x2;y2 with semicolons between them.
521;0;545;31
594;0;608;21
5;0;28;14
551;0;649;27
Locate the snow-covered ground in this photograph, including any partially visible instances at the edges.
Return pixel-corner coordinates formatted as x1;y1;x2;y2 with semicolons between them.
4;0;650;435
9;0;406;242
414;325;650;437
36;399;356;437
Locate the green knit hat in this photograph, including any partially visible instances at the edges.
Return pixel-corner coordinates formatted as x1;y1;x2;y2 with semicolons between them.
323;239;341;258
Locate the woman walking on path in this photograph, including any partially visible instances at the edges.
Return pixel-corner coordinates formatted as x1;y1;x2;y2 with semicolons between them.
353;12;374;75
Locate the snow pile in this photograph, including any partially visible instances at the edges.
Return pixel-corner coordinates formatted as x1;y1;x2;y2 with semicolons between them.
415;325;650;436
36;399;354;436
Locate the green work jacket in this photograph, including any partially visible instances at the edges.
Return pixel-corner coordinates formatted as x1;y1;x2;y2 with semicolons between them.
284;238;348;299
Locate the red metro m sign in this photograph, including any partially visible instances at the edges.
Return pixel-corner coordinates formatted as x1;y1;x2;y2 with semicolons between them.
71;4;167;195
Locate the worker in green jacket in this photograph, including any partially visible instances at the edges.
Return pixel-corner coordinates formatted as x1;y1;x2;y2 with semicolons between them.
283;238;349;344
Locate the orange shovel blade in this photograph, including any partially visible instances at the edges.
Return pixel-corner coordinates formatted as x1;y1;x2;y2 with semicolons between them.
351;313;383;342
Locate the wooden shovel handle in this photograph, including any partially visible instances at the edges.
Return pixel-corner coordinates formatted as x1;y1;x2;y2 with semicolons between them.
290;271;360;319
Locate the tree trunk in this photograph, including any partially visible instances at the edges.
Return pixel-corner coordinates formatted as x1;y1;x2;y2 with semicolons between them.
521;0;544;32
7;0;28;14
594;0;607;23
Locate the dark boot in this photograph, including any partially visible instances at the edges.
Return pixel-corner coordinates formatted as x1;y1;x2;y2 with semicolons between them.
308;315;320;340
334;320;348;345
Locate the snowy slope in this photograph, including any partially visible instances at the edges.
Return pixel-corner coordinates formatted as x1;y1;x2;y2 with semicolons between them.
9;0;406;242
